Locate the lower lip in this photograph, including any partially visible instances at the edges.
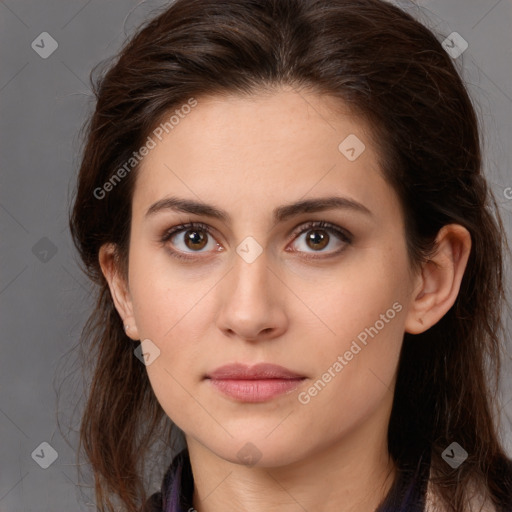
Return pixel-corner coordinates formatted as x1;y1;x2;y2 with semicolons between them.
207;378;305;402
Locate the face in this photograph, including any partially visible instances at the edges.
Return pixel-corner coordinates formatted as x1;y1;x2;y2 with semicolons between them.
113;88;419;467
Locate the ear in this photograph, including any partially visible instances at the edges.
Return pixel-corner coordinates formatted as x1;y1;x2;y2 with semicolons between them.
98;243;140;340
404;224;471;335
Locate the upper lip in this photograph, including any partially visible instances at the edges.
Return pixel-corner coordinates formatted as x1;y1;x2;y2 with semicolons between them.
206;363;305;380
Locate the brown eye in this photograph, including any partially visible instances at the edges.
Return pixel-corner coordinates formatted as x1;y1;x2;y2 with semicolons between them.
161;222;220;259
289;221;352;258
182;228;208;251
305;229;330;251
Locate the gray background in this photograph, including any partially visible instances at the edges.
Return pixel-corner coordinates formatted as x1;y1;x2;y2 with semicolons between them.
1;0;511;510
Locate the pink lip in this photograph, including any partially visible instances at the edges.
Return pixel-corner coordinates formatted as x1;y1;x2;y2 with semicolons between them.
205;363;306;402
207;363;304;380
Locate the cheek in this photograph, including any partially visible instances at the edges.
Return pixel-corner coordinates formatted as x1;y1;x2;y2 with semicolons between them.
294;245;409;407
295;280;404;441
127;252;213;428
127;245;218;374
127;242;199;338
297;244;409;347
305;278;405;391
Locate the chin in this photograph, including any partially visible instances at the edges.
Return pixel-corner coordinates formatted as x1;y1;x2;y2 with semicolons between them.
200;431;311;469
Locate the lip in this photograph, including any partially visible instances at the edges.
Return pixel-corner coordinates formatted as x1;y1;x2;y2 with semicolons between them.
205;363;306;402
206;363;304;380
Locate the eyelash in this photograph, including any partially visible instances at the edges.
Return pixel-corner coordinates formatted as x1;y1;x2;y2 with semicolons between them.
160;220;353;261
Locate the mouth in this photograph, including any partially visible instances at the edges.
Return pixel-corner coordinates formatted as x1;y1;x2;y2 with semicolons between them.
205;363;306;403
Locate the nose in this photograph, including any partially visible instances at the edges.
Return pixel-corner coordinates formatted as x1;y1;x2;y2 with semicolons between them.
214;247;288;343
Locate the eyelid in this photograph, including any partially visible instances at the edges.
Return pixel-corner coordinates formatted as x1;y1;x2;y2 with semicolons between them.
288;220;352;243
160;221;223;261
285;220;352;260
160;220;352;260
161;221;213;242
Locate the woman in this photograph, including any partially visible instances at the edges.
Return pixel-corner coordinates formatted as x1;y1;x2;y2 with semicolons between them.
68;0;512;511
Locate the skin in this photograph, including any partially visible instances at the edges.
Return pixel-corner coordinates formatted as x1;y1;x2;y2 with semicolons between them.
99;86;471;512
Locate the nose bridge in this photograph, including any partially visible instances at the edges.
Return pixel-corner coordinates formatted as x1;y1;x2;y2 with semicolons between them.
224;208;273;290
224;210;286;303
229;239;272;303
215;238;286;340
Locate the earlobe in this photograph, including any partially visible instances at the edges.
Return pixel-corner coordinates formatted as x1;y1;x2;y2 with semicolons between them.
98;243;140;340
404;224;471;335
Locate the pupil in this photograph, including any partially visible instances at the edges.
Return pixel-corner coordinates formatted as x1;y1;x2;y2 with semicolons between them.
187;230;206;249
308;230;328;250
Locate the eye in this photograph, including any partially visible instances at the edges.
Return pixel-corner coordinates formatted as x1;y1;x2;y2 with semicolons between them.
160;220;352;261
287;220;352;259
160;222;222;260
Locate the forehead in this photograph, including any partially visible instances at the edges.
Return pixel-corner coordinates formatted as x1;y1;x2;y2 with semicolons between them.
132;88;392;222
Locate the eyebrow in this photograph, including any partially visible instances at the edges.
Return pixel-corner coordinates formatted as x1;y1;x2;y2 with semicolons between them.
145;195;372;227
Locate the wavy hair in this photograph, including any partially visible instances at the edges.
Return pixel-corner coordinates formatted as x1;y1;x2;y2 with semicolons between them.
67;0;512;510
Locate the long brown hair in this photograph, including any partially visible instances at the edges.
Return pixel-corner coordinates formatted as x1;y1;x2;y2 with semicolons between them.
67;0;512;510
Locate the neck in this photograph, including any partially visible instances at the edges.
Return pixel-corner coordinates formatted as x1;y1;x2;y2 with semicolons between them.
186;398;397;512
